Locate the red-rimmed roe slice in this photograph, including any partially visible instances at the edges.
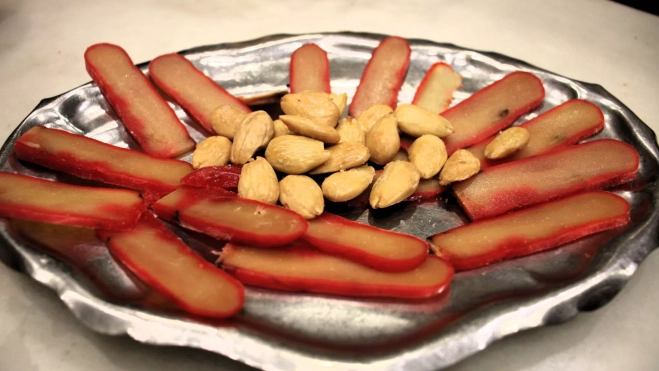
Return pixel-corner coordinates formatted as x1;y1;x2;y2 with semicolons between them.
152;186;308;248
98;212;244;318
412;62;462;114
84;43;195;158
301;213;428;272
221;243;453;299
289;43;331;94
453;139;639;220
429;191;630;271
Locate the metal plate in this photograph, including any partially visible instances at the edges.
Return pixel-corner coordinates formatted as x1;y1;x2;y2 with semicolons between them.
0;32;658;371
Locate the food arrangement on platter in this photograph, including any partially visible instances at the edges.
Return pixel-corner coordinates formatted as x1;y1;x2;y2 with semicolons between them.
1;33;656;371
0;35;643;319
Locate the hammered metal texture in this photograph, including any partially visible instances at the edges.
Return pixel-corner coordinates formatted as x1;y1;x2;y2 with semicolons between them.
0;32;658;371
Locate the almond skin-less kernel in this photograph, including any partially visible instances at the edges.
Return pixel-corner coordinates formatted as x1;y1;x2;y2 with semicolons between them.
191;136;232;169
408;135;448;179
439;149;481;185
279;175;324;219
238;157;279;204
370;161;420;209
322;166;375;202
265;135;331;174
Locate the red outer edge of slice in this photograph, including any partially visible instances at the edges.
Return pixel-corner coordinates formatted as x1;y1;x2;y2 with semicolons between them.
98;212;245;318
349;36;411;117
441;71;546;155
84;44;195;158
222;244;453;299
430;191;630;271
179;165;242;190
289;43;331;94
14;127;191;196
149;53;251;133
300;213;428;272
473;99;605;170
454;139;640;221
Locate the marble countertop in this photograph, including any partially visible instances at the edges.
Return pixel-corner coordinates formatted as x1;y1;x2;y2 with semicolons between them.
1;0;658;370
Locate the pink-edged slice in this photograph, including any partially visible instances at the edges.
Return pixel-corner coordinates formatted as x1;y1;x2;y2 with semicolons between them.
0;172;145;230
349;36;411;117
289;43;331;94
15;126;192;197
149;53;250;134
84;43;195;158
412;62;462;114
221;243;453;299
301;213;428;272
441;71;545;155
152;186;308;248
430;191;630;271
98;212;244;318
467;99;605;169
454;139;639;220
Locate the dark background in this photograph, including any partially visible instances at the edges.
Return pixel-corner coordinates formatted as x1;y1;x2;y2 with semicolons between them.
613;0;659;16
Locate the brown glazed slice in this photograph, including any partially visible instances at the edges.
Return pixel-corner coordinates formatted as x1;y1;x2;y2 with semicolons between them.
441;71;545;154
152;186;308;248
98;213;245;318
301;213;428;272
0;172;145;230
349;36;411;117
289;43;331;93
412;62;462;114
467;99;605;169
221;243;453;299
149;53;250;133
430;191;630;271
84;43;195;158
453;139;639;220
15;126;192;197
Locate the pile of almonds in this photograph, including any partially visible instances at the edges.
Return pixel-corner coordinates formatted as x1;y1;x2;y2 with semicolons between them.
191;90;530;219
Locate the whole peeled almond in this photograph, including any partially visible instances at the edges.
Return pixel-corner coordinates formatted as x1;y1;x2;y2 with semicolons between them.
365;113;400;165
394;104;454;138
238;157;279;204
439;149;481;186
370;161;421;209
279;175;324;219
309;142;370;174
357;104;393;133
265;135;331;174
210;105;249;139
329;93;348;117
280;91;340;127
273;119;293;138
484;127;530;159
322;166;375;202
336;117;365;144
191;136;232;169
230;111;274;165
279;115;340;144
408;135;448;179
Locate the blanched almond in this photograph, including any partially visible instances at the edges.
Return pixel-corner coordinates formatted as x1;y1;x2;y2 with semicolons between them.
230;111;274;165
210;105;248;140
484;127;531;159
265;135;331;174
357;104;393;133
330;93;348;117
336;117;365;144
280;91;340;128
273;119;293;138
279;115;340;144
370;161;420;209
191;136;232;169
394;103;454;138
439;149;480;185
309;142;370;174
238;157;279;204
279;175;324;219
322;166;375;202
408;135;447;179
365;113;400;165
